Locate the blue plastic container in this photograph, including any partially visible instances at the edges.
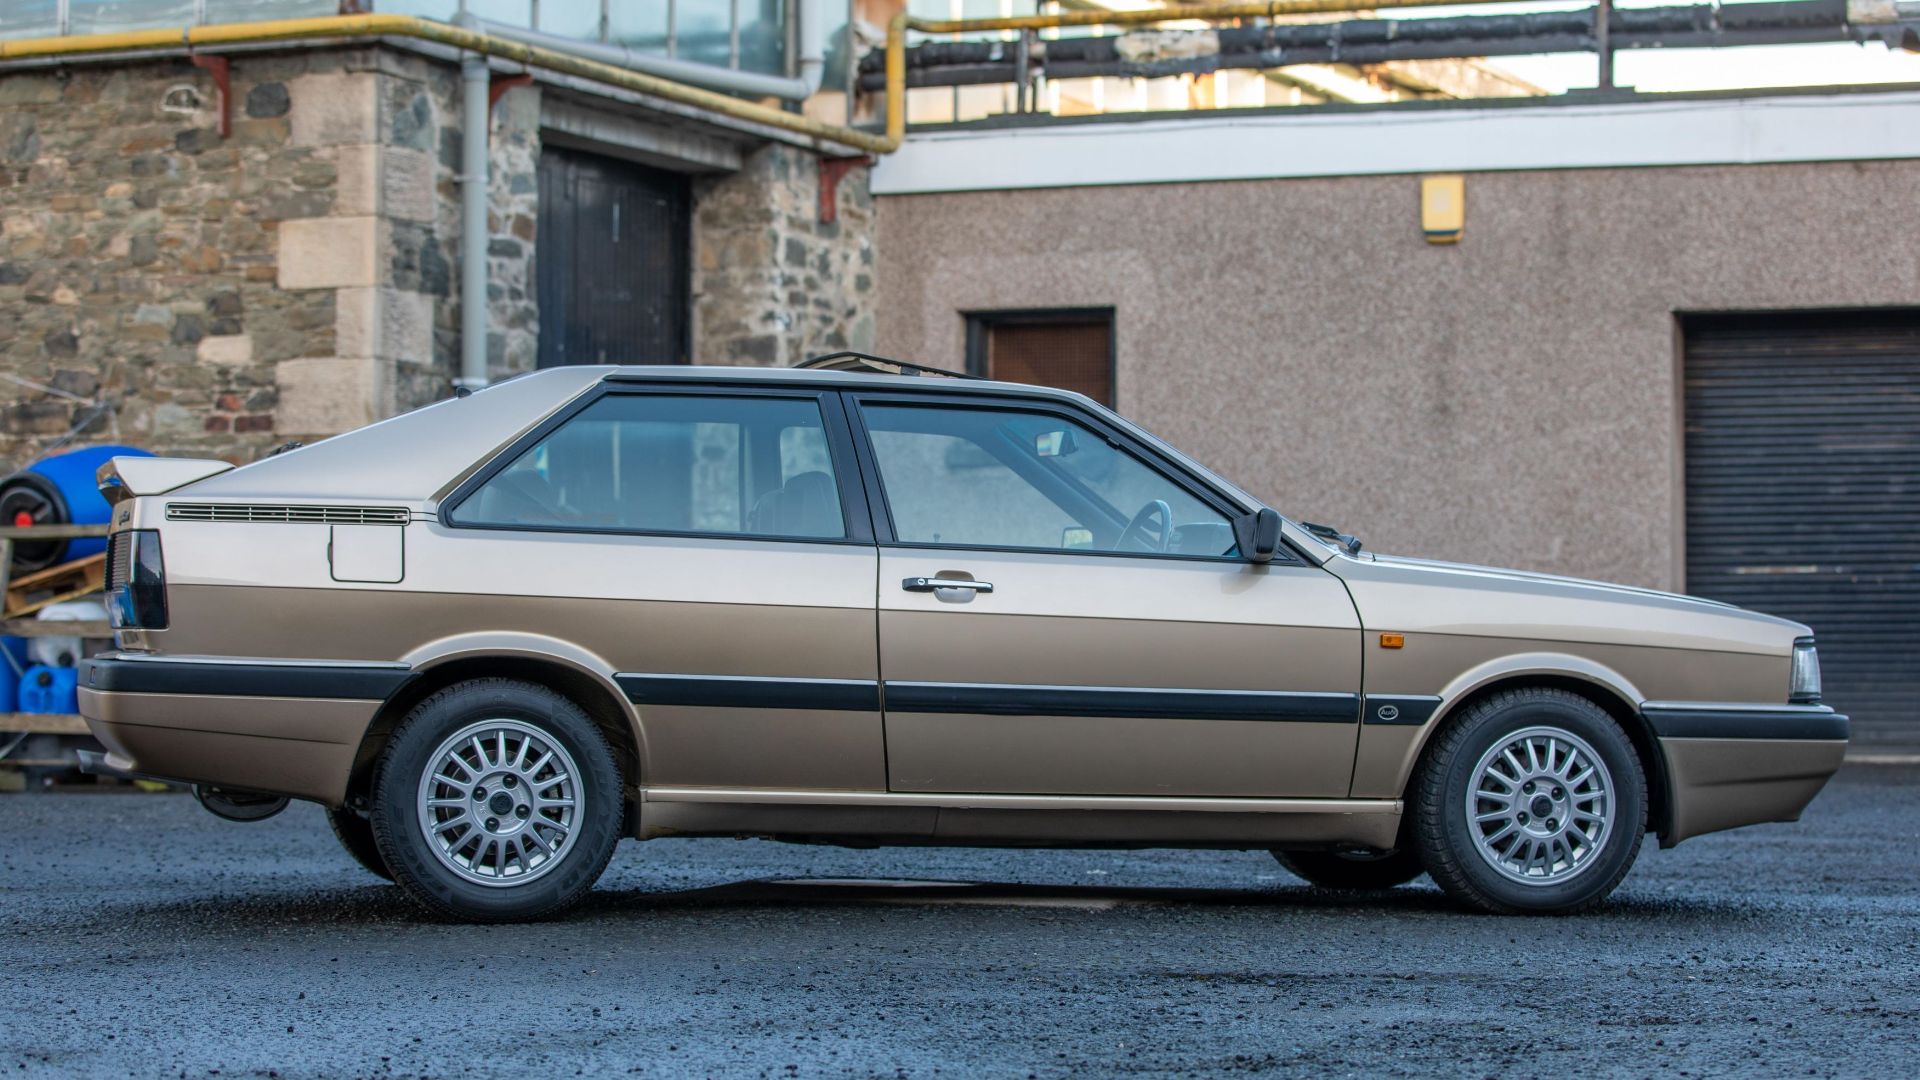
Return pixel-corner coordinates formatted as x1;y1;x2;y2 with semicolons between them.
0;637;27;713
0;444;153;572
18;663;79;715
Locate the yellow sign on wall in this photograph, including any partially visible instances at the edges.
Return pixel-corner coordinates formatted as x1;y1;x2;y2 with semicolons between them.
1422;174;1465;244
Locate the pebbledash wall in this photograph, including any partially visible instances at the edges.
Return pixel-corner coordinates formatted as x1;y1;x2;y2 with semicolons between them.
0;44;874;465
869;93;1920;591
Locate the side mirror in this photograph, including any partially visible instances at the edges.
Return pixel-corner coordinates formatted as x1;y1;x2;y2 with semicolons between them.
1236;508;1283;564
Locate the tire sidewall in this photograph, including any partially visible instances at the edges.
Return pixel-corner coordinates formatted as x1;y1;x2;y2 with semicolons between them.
370;681;622;922
1431;694;1645;913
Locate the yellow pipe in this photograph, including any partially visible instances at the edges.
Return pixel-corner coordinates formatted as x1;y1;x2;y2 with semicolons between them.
888;0;1530;137
0;14;897;154
0;0;1537;155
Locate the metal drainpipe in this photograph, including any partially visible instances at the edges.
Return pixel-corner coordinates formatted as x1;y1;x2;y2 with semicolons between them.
458;52;490;391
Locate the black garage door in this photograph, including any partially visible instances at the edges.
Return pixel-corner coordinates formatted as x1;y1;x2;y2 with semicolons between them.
537;147;690;367
1684;311;1920;749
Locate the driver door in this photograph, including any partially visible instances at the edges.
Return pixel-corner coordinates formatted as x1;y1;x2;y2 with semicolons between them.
851;394;1363;798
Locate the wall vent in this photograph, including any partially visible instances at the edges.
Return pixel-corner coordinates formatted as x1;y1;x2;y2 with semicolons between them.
166;503;410;526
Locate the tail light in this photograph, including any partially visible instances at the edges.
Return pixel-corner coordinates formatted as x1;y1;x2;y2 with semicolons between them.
106;530;168;630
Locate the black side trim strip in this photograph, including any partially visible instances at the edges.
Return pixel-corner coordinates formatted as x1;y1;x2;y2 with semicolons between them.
617;674;881;712
1363;694;1442;727
884;682;1359;723
80;657;414;701
1643;706;1849;741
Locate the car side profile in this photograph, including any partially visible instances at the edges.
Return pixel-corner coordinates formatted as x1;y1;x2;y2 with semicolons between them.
79;357;1848;921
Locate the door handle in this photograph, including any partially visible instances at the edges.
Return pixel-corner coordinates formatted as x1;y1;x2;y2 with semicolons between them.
903;577;994;594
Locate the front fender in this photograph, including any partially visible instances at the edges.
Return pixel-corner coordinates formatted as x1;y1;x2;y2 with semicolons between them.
1351;651;1646;800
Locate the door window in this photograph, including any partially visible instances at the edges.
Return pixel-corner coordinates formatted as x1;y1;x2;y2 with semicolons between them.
860;404;1236;557
451;394;846;539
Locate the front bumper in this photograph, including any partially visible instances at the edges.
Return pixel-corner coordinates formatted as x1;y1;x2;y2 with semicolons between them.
1644;702;1849;845
77;654;413;805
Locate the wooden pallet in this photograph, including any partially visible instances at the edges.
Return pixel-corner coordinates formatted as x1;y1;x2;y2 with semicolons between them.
0;713;89;734
0;618;111;638
4;553;106;618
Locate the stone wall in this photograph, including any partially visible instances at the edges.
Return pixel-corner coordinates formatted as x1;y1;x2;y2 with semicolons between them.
0;45;536;471
692;145;875;366
0;42;870;475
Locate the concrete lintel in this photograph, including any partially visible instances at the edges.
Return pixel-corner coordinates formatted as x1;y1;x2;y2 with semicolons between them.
541;94;744;174
873;87;1920;195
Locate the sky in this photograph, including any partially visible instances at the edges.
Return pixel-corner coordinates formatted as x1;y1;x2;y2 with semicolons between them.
1416;0;1920;93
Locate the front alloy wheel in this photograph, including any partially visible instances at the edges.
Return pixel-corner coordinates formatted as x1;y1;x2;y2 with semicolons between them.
1411;688;1646;914
369;679;622;922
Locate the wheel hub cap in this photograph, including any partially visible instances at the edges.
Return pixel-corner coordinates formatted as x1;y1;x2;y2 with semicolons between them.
1465;725;1614;886
417;720;582;888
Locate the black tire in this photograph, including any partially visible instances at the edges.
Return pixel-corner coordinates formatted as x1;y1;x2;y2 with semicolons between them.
1273;847;1424;891
1411;687;1647;915
326;806;393;881
368;678;623;922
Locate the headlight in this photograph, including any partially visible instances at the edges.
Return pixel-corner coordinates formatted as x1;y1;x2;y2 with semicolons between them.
1790;637;1822;705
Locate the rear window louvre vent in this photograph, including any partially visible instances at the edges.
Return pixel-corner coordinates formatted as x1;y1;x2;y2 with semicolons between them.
106;531;133;590
165;504;410;526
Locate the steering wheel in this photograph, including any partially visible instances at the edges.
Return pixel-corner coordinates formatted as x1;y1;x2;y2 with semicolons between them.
1116;499;1172;553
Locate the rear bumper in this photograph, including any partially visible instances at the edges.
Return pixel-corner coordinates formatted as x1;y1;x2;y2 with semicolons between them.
77;654;412;805
1644;702;1848;845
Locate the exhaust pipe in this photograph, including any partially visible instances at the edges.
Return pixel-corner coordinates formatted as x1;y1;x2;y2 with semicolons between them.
78;749;289;821
193;785;291;822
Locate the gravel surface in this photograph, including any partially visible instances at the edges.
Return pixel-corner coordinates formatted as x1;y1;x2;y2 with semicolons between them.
4;766;1916;1078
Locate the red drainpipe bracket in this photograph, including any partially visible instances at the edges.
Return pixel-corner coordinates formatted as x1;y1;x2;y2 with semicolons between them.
189;54;232;139
819;155;872;225
489;73;534;115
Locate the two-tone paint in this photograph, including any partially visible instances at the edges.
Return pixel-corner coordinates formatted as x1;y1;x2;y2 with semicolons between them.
78;365;1846;852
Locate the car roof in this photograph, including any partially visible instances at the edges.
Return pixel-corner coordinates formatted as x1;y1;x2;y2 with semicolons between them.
169;365;1105;509
590;363;1097;405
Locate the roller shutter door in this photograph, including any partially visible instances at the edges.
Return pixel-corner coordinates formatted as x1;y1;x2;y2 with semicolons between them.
1684;311;1920;750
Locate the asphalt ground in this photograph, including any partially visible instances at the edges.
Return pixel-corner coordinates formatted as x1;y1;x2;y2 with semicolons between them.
4;765;1916;1078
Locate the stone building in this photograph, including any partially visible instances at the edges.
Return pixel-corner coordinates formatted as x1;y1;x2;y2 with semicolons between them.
0;3;881;465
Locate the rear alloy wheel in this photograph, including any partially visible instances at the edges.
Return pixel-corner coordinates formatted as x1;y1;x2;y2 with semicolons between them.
1412;688;1646;914
1273;847;1424;891
326;806;393;881
369;679;623;922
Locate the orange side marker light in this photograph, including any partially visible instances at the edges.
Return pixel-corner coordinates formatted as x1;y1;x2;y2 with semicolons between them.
1379;633;1405;649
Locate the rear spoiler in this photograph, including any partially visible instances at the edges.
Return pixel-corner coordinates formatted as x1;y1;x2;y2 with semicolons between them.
97;456;234;506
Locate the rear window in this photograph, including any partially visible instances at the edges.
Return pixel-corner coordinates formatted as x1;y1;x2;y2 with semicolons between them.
448;393;845;540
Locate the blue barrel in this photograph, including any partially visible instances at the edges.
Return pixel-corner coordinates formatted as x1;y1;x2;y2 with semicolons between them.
18;663;78;715
0;444;153;573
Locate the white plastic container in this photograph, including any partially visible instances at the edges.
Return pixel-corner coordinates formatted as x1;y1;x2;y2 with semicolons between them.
31;599;109;669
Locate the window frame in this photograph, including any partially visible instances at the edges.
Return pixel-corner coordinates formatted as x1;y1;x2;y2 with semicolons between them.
438;381;877;546
843;390;1287;565
963;307;1118;407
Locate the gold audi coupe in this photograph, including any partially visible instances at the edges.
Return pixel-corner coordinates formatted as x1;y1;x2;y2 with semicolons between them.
79;356;1847;921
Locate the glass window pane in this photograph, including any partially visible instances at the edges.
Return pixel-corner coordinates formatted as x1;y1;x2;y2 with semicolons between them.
0;1;60;37
202;0;337;22
862;405;1236;557
452;394;844;539
664;0;731;68
68;0;193;34
370;0;464;20
538;0;605;38
609;0;669;54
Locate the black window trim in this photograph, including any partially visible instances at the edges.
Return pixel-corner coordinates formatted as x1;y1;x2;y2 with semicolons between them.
437;380;877;547
842;390;1297;566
